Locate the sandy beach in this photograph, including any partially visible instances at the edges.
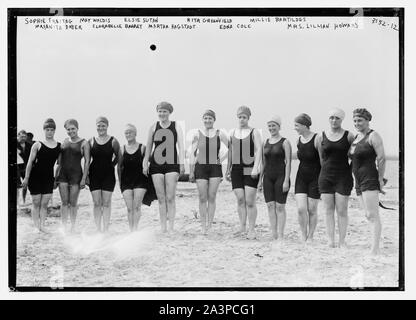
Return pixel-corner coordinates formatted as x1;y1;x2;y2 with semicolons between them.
16;171;399;288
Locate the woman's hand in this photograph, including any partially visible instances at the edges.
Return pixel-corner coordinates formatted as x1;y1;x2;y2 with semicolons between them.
379;178;386;195
225;170;231;182
21;177;29;189
143;162;149;176
258;178;263;191
282;180;290;193
189;172;195;183
80;177;86;189
251;168;259;179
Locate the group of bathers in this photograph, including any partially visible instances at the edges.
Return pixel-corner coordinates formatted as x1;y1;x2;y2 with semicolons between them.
20;108;381;209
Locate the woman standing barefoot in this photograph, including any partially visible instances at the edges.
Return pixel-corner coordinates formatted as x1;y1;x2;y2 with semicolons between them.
143;102;185;233
118;124;150;232
261;116;292;241
349;108;386;255
56;119;90;233
22;119;61;233
189;110;229;234
294;114;320;242
225;106;262;240
88;117;120;233
317;108;354;248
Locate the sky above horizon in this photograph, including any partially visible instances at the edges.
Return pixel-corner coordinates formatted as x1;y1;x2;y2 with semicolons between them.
16;16;400;156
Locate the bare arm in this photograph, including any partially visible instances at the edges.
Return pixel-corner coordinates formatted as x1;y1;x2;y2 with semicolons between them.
370;131;386;191
110;138;120;168
347;131;356;145
21;142;40;187
283;139;292;192
54;152;62;182
252;129;263;176
316;132;324;167
188;131;199;181
259;140;267;187
117;145;124;184
81;140;91;186
176;122;185;166
219;130;229;163
143;125;155;175
226;130;234;177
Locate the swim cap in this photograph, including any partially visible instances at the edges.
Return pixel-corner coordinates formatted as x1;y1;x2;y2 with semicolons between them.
156;101;174;113
237;106;251;118
203;109;216;121
64;119;79;129
294;113;312;127
353;108;372;121
328;108;345;120
267;115;282;127
43;118;56;130
125;123;137;133
96;116;109;126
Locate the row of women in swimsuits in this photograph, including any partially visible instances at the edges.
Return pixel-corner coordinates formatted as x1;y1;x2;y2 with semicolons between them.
21;103;385;255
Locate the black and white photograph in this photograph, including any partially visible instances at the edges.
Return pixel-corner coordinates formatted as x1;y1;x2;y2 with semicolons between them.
7;4;404;293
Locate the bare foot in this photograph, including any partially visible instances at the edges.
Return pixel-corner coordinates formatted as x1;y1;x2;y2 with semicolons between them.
370;247;380;256
39;227;49;234
328;242;337;248
247;231;257;240
338;242;348;249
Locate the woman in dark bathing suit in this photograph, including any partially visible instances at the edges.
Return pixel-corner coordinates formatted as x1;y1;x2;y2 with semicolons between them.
261;116;292;241
56;119;90;233
118;124;150;232
142;102;185;233
294;113;321;242
22;118;61;232
88;116;120;233
349;108;386;255
225;106;262;240
189;110;229;234
317;108;355;248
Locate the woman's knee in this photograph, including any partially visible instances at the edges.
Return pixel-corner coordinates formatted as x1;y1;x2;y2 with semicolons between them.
366;210;380;223
276;203;286;212
32;197;41;208
297;205;307;215
246;199;256;209
237;197;245;206
208;192;217;203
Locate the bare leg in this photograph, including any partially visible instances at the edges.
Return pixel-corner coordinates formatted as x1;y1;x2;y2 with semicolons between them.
91;190;103;232
335;193;349;248
40;194;52;232
233;188;247;233
322;193;336;248
245;186;258;239
165;172;179;232
68;184;80;232
22;186;28;204
58;183;70;229
122;190;134;231
101;191;113;233
196;179;209;234
362;191;382;255
266;201;277;239
133;188;146;231
276;203;287;240
207;177;221;230
296;194;309;241
307;197;319;241
152;174;167;232
31;194;42;230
